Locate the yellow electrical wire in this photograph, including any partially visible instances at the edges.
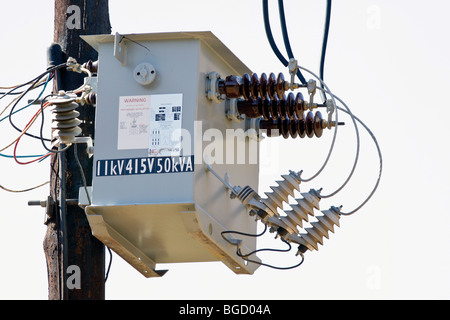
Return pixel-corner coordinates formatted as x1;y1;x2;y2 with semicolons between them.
0;181;49;193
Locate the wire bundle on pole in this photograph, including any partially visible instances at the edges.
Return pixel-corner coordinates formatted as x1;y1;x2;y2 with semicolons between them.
0;59;94;193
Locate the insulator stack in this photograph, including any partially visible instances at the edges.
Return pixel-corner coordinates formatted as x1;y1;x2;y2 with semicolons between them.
237;92;306;121
259;111;330;139
290;206;341;253
261;171;301;218
236;185;259;205
82;59;99;74
218;72;292;101
84;92;97;106
49;92;82;145
279;189;321;235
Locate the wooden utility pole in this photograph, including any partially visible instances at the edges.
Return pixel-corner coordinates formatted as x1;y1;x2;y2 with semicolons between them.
43;0;111;300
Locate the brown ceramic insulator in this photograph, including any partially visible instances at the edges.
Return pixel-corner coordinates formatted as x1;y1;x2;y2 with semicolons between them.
276;73;286;100
259;73;268;99
270;97;280;120
286;92;296;120
241;73;251;100
218;75;242;99
305;111;315;138
262;98;272;120
298;112;306;138
83;60;99;74
313;111;324;138
280;118;290;139
250;73;260;100
295;92;306;118
267;73;277;100
85;92;97;106
256;97;264;117
289;116;299;138
237;98;262;118
278;95;287;120
259;119;279;137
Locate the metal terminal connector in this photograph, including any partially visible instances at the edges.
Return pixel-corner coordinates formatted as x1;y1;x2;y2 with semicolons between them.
206;71;224;104
307;79;317;106
225;98;244;123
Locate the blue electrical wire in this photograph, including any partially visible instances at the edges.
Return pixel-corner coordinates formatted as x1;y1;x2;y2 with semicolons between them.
0;73;52;159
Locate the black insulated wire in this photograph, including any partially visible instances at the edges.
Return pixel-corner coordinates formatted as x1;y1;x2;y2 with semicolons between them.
8;75;51;142
320;0;332;101
7;63;67;142
277;0;307;84
221;225;305;270
263;0;289;67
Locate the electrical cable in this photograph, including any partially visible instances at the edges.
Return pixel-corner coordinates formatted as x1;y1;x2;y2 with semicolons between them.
0;73;52;124
0;153;50;159
263;0;289;68
49;154;63;299
293;65;380;214
71;66;92;94
277;0;307;84
0;76;49;122
73;143;91;205
0;101;49;153
5;63;66;142
334;105;383;216
306;85;381;214
221;225;304;270
58;142;68;300
0;62;63;103
241;244;304;270
8;76;52;142
296;65;339;183
316;86;360;199
105;247;113;282
319;0;332;102
0;79;50;96
0;180;49;193
13;102;52;165
0;77;46;100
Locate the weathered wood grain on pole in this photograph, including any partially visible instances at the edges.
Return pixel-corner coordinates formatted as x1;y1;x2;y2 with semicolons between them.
44;0;111;300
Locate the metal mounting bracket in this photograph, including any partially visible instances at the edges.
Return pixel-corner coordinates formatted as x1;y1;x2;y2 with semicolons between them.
114;32;127;66
73;136;94;158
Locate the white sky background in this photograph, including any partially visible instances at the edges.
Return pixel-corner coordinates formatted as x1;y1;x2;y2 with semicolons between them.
0;0;449;300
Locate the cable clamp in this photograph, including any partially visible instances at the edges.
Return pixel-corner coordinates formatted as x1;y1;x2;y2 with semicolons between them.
325;99;335;127
288;58;301;90
72;136;94;158
307;79;317;107
76;85;93;106
66;57;82;73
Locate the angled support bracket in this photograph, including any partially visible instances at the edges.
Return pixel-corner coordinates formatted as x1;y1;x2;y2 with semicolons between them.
114;32;127;66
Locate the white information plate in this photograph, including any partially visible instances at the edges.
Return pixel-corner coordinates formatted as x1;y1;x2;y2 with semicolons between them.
117;94;183;153
148;93;183;157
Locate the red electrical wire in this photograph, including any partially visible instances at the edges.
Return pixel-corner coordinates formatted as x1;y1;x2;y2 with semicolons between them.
13;102;51;165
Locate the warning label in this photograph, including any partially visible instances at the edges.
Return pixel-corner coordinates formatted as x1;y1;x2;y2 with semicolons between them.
117;95;151;150
117;94;183;153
